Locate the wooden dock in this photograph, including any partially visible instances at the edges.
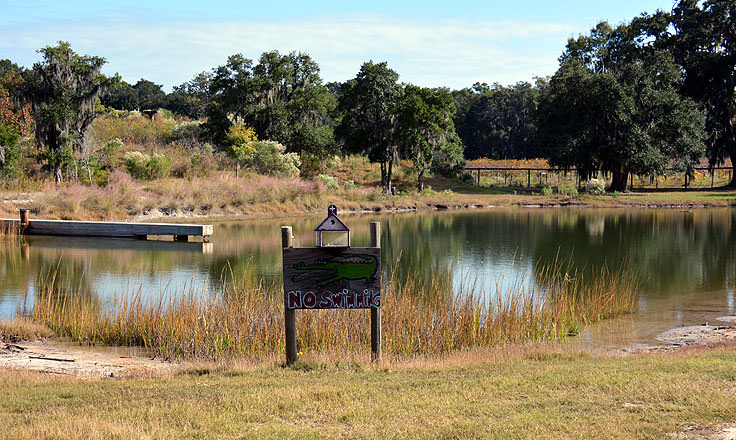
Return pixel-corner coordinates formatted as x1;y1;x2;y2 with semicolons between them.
2;212;213;241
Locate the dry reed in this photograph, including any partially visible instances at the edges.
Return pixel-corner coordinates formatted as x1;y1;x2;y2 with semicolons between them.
23;259;639;361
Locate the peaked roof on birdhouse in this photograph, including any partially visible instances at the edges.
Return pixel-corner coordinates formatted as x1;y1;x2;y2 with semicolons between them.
315;206;349;232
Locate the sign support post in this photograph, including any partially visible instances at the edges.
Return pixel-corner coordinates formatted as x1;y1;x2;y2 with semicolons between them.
282;225;298;365
370;221;381;362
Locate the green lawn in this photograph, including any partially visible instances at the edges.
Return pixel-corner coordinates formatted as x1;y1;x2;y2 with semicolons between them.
2;347;735;439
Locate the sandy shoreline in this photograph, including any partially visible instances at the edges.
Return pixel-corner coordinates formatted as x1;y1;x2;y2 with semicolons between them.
616;316;736;355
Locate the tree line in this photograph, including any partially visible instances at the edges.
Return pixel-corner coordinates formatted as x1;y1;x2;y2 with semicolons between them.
1;0;735;192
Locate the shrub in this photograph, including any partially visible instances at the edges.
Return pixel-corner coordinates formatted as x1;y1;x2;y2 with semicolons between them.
459;172;475;185
541;184;553;196
123;151;148;179
123;151;172;180
99;138;123;168
343;179;357;190
558;184;578;198
325;155;342;169
171;120;202;142
317;173;339;191
147;152;173;179
243;141;300;178
298;152;322;179
585;178;606;195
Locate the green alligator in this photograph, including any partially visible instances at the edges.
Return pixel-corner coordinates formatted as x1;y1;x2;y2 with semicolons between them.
293;254;378;287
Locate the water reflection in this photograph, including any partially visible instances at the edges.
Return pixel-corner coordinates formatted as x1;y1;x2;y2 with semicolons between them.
2;208;736;347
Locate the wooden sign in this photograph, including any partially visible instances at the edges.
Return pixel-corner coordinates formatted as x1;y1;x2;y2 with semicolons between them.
281;217;382;365
283;247;381;310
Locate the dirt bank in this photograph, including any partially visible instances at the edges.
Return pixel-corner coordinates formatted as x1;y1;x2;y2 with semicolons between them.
0;341;178;378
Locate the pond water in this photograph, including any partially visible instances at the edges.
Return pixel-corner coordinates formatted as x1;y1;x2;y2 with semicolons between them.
2;208;735;350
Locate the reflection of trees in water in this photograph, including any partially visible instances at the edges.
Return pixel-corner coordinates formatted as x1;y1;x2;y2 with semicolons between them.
528;210;736;295
35;258;99;307
382;213;458;297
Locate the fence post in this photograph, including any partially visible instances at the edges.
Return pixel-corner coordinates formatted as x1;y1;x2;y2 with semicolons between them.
370;222;382;362
282;226;297;366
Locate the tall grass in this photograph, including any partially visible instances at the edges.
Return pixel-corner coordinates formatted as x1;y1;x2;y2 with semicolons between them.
23;260;639;361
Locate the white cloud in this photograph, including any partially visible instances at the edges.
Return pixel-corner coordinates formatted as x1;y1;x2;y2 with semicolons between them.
0;14;576;90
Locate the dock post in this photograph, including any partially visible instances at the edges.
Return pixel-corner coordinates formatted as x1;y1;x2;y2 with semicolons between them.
282;226;298;366
370;222;382;362
19;209;29;230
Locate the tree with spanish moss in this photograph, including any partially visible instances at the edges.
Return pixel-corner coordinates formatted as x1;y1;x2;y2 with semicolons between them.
638;0;736;187
397;85;463;191
22;42;112;183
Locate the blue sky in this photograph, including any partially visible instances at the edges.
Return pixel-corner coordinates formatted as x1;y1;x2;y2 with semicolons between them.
0;0;677;91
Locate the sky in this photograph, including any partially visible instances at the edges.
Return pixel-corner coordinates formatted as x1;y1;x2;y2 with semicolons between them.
0;0;678;91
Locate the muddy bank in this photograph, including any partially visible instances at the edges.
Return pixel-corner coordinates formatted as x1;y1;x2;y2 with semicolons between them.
0;341;178;378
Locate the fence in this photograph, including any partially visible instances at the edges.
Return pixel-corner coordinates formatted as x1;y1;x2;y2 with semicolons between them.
464;167;735;190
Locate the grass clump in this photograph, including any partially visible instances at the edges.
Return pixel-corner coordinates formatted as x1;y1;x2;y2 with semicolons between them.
23;258;639;361
0;318;54;342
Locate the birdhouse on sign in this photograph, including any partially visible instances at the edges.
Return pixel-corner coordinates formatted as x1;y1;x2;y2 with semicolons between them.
315;205;350;247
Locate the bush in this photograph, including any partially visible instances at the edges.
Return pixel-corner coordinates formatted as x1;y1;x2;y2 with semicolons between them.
585;178;606;195
298;153;322;179
558;184;578;198
317;174;339;191
123;151;172;180
326;155;342;169
243;141;300;178
99;138;123;168
541;184;553;196
147;153;173;179
171;120;202;142
343;180;357;190
459;172;475;185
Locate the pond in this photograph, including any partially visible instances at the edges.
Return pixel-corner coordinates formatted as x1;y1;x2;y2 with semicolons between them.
2;208;735;350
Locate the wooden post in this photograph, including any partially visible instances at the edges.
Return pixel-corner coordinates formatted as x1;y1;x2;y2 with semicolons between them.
476;170;480;186
370;221;382;362
711;170;715;188
19;209;29;229
282;226;297;366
